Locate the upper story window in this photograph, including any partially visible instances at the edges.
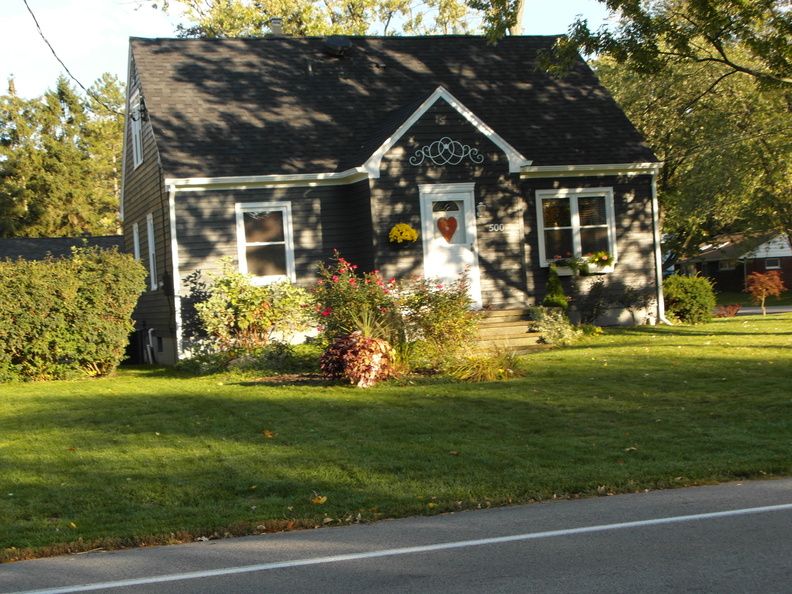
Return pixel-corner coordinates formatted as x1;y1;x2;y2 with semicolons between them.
129;91;144;169
235;202;295;284
766;257;781;270
536;188;617;266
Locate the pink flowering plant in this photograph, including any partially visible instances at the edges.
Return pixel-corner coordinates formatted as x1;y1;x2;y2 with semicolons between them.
314;252;482;378
314;251;400;342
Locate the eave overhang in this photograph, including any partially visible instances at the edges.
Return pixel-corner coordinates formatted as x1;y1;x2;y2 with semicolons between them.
520;162;662;178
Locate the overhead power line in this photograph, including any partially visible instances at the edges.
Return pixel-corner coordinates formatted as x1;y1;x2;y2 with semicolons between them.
21;0;126;117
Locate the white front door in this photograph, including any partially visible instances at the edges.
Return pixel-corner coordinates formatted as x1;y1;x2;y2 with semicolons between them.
419;183;482;308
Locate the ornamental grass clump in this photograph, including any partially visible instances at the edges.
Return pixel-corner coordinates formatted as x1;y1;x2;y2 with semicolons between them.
446;346;524;382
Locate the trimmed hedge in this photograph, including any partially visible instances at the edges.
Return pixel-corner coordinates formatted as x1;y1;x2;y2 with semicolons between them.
0;246;146;381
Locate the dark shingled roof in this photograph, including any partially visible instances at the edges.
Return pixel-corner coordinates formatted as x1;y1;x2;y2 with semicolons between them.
0;236;123;261
130;35;657;180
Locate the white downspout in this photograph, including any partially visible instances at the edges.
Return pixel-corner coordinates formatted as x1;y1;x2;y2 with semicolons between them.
651;170;672;325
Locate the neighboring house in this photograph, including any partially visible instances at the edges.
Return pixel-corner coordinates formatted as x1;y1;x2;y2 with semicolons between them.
121;34;664;364
0;236;123;261
677;233;792;292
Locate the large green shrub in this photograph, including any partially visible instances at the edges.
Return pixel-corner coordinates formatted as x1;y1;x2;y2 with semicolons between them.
0;246;146;381
194;259;315;350
663;274;716;324
398;272;480;364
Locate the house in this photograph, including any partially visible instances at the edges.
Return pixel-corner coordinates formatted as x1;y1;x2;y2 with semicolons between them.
0;236;123;261
121;34;664;364
677;233;792;292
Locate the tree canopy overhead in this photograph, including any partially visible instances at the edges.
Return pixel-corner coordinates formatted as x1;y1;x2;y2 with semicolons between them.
595;49;792;263
145;0;503;37
558;0;792;87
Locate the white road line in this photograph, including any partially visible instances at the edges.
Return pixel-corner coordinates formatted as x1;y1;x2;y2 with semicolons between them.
11;503;792;594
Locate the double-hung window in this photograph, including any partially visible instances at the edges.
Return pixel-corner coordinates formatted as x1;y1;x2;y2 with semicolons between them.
536;188;617;266
235;202;295;284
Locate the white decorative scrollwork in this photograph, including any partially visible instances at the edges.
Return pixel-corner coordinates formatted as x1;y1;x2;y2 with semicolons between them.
409;137;484;167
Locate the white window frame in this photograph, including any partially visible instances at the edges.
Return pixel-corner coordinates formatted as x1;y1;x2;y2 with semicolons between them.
235;202;295;284
766;257;781;270
535;187;617;267
146;213;158;290
130;91;143;169
132;222;141;260
718;260;736;271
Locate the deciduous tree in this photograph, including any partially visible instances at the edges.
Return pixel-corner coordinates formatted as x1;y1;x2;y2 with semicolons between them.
594;52;792;265
745;270;787;315
554;0;792;87
144;0;484;37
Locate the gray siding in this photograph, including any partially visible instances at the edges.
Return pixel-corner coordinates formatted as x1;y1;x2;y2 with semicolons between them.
523;175;658;310
173;182;374;288
372;99;527;308
121;58;177;362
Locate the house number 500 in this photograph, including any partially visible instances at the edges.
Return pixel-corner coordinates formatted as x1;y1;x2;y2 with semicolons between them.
486;224;505;232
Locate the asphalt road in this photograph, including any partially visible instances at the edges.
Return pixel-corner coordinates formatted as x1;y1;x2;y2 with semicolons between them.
2;479;791;593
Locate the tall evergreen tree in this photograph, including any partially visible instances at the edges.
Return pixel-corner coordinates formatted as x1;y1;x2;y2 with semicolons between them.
0;75;124;238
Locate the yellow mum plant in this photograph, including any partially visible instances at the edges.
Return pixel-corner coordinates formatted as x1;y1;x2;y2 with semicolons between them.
389;223;419;243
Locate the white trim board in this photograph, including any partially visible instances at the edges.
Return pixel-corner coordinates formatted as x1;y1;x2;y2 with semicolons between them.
364;86;531;176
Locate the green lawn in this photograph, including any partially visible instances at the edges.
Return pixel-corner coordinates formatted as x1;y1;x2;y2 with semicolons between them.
715;289;792;307
3;314;792;562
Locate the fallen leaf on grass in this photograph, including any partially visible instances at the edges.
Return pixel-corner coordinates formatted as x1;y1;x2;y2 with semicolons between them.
310;492;327;504
262;430;278;438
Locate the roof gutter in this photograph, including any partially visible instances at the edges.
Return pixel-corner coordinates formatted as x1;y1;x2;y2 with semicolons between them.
164;167;370;191
520;162;662;178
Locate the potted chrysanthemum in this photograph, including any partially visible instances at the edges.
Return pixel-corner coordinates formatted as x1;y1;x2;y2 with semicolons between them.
388;223;419;248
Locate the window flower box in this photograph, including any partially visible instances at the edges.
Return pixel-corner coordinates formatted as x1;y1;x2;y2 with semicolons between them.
586;263;615;275
553;265;575;276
